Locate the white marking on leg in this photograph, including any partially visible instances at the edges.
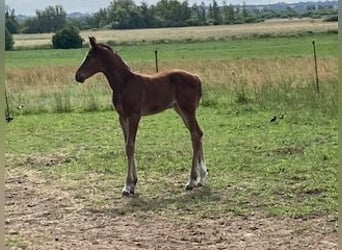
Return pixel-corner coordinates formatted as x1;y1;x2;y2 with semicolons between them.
186;161;201;189
122;182;137;195
122;184;131;195
186;178;199;190
198;160;207;186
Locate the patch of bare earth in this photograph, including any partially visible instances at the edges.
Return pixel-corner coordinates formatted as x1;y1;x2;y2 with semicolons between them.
6;166;337;250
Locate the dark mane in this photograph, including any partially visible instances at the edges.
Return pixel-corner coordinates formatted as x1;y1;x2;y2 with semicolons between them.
98;43;131;71
98;43;115;53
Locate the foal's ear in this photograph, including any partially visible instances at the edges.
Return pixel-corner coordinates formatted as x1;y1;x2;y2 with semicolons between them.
89;36;98;48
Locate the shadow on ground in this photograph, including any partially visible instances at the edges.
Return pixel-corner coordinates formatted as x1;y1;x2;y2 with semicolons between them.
87;186;223;217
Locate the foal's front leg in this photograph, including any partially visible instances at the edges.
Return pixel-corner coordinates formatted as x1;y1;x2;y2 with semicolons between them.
121;115;140;196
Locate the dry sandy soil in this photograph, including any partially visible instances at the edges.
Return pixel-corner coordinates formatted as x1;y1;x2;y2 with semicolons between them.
5;165;338;250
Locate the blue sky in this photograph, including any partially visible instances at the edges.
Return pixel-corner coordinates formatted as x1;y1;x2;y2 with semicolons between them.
6;0;328;15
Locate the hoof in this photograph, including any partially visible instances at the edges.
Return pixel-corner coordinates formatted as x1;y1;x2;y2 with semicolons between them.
196;182;204;187
185;184;194;191
122;190;130;196
122;184;136;196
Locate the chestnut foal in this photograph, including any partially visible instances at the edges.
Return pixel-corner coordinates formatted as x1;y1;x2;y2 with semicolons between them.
75;37;207;195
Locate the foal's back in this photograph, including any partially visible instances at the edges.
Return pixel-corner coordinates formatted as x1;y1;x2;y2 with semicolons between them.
130;69;202;116
138;69;202;103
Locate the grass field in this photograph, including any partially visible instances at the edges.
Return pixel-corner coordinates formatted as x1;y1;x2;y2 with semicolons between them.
5;33;338;115
5;22;338;249
6;33;338;68
12;19;337;49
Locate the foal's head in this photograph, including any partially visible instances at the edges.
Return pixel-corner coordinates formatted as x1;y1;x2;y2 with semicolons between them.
75;37;115;83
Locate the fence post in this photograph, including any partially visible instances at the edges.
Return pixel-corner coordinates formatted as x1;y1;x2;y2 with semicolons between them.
155;50;159;73
5;90;13;122
312;40;319;95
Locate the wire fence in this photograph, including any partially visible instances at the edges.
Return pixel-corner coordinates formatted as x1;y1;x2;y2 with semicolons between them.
5;37;338;119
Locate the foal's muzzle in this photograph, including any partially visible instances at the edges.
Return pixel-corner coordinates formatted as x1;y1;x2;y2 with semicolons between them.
75;73;85;83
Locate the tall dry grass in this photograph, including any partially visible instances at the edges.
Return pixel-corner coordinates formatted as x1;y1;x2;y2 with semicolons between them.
5;57;337;115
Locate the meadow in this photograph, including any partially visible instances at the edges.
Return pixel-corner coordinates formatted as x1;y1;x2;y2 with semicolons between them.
5;22;338;249
13;19;337;49
5;33;338;114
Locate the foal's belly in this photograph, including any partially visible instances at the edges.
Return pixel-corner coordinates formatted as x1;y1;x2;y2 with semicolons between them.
141;98;176;116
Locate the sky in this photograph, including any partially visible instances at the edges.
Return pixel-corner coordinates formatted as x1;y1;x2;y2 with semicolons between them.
6;0;328;15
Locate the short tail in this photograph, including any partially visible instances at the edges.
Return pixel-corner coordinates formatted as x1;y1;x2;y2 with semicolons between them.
194;75;202;108
194;74;202;98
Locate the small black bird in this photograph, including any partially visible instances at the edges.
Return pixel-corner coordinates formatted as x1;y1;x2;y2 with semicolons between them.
270;116;277;123
6;116;14;122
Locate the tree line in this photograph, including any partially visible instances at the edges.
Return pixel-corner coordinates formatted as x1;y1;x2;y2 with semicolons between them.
7;0;338;33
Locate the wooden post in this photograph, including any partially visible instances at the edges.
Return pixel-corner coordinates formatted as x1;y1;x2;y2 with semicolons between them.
155;50;159;73
5;90;13;122
312;40;319;94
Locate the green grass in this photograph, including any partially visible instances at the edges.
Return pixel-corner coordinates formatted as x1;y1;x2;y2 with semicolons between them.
5;104;337;219
5;33;338;69
5;32;337;221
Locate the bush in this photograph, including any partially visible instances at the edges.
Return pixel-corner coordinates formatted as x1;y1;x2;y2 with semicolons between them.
5;27;14;50
244;16;258;23
324;15;338;22
52;26;83;49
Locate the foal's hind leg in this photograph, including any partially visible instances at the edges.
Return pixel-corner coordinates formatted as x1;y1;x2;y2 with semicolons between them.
174;106;207;190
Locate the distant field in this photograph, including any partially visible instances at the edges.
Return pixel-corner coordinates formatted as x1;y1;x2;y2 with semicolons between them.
13;19;338;48
5;33;338;69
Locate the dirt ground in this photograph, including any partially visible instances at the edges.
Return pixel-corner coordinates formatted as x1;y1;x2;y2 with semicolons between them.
5;167;338;250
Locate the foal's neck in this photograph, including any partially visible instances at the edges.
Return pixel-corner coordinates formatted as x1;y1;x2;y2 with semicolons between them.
102;53;133;92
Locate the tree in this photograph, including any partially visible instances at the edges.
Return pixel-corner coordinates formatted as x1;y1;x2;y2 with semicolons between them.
105;0;145;29
222;2;235;24
180;1;191;22
52;26;83;49
208;0;221;24
242;1;250;21
23;5;67;33
139;2;155;28
190;3;206;25
86;8;108;29
154;0;192;27
5;6;20;33
199;2;207;23
212;0;221;23
5;27;14;50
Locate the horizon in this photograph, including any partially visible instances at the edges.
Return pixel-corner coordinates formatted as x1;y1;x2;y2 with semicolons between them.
5;0;335;16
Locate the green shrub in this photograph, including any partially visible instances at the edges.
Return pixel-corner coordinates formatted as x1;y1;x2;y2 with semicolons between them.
244;16;258;23
6;19;20;34
324;15;338;22
5;27;14;50
52;26;83;49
